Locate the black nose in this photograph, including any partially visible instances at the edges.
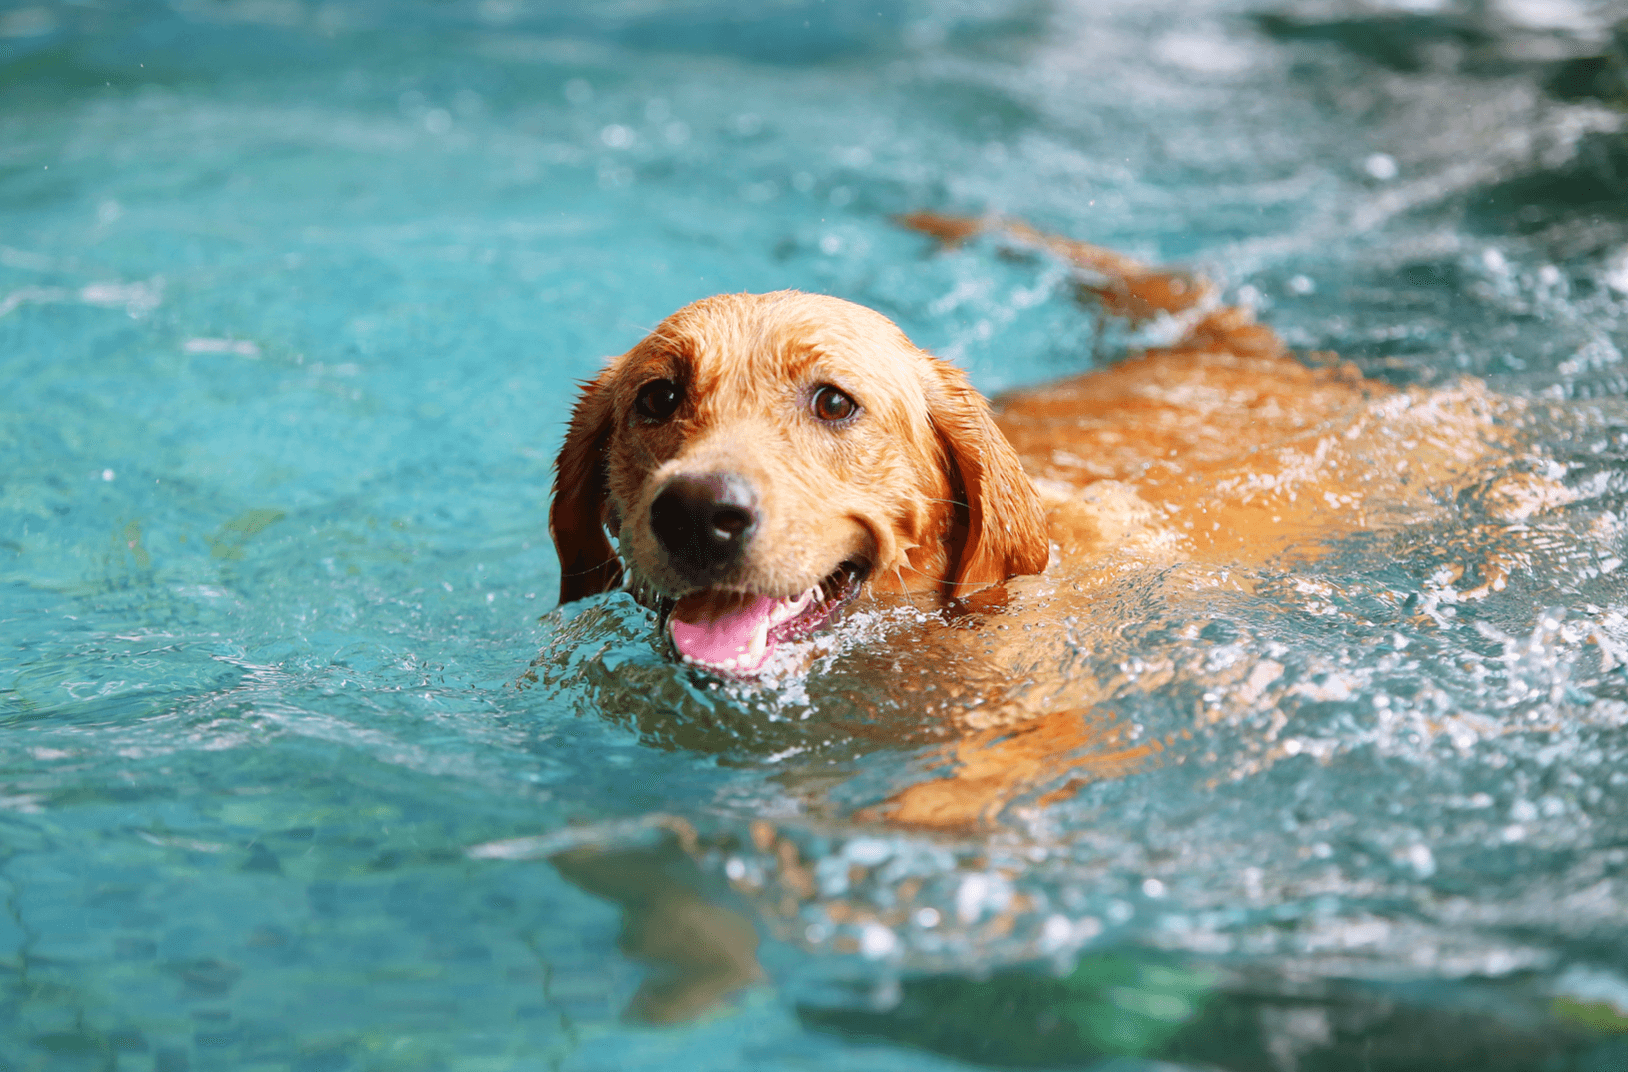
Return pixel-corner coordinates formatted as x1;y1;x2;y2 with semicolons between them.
649;472;758;584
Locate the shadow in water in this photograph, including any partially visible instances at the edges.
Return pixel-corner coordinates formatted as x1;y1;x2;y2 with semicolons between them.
551;835;764;1025
800;957;1628;1071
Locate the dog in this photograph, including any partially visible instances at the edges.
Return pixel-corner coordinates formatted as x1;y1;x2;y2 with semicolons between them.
546;214;1560;830
534;215;1587;1021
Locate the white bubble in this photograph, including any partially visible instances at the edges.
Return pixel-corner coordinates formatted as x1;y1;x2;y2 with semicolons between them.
1039;914;1074;951
424;108;452;135
955;872;1010;924
1142;878;1166;898
956;874;990;923
858;922;897;959
101;469;115;482
1402;843;1436;878
600;124;633;149
843;837;891;867
1604;248;1628;295
1287;274;1316;295
1363;152;1399;181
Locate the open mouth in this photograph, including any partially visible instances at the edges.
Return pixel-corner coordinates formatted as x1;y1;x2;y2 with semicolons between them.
665;561;867;676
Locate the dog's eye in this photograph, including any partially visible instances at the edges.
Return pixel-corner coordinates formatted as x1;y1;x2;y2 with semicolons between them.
811;385;858;423
634;379;682;421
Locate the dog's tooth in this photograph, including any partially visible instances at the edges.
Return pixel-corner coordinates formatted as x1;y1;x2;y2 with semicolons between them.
771;590;812;628
747;619;769;664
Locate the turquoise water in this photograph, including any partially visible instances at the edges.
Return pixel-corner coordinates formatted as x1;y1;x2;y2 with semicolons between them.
5;0;1628;1068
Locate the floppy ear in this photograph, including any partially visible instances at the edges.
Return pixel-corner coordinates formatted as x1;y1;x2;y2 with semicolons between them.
550;368;624;604
928;362;1050;599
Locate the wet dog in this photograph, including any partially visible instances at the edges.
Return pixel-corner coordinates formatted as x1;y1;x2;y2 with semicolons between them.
550;214;1526;682
539;216;1572;1020
544;215;1575;836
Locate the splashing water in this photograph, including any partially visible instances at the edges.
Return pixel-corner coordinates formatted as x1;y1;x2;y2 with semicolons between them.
4;0;1628;1068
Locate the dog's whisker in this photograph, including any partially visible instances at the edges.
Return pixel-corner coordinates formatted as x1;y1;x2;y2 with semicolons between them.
561;554;622;579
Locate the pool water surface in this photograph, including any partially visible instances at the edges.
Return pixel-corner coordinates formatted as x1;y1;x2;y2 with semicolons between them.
4;0;1628;1068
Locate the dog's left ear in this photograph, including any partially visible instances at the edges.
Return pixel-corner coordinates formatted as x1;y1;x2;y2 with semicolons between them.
550;367;623;605
927;360;1050;599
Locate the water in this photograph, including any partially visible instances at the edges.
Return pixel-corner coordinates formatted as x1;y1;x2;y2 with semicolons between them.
4;0;1628;1067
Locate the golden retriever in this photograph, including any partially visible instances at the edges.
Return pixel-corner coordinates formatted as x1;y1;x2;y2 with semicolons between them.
545;213;1570;832
552;216;1527;663
535;216;1583;1020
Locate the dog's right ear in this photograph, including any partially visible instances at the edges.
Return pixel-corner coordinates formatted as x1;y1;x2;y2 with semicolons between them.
550;368;623;605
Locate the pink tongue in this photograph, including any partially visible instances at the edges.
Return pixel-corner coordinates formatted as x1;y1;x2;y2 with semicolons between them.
668;593;781;669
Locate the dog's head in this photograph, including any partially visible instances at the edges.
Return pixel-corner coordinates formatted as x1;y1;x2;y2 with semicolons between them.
550;291;1048;674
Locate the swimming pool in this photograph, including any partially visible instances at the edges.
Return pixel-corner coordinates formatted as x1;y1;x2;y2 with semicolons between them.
4;0;1628;1067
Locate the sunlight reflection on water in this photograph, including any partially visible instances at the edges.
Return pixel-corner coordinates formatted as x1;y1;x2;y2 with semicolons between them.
3;0;1628;1067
